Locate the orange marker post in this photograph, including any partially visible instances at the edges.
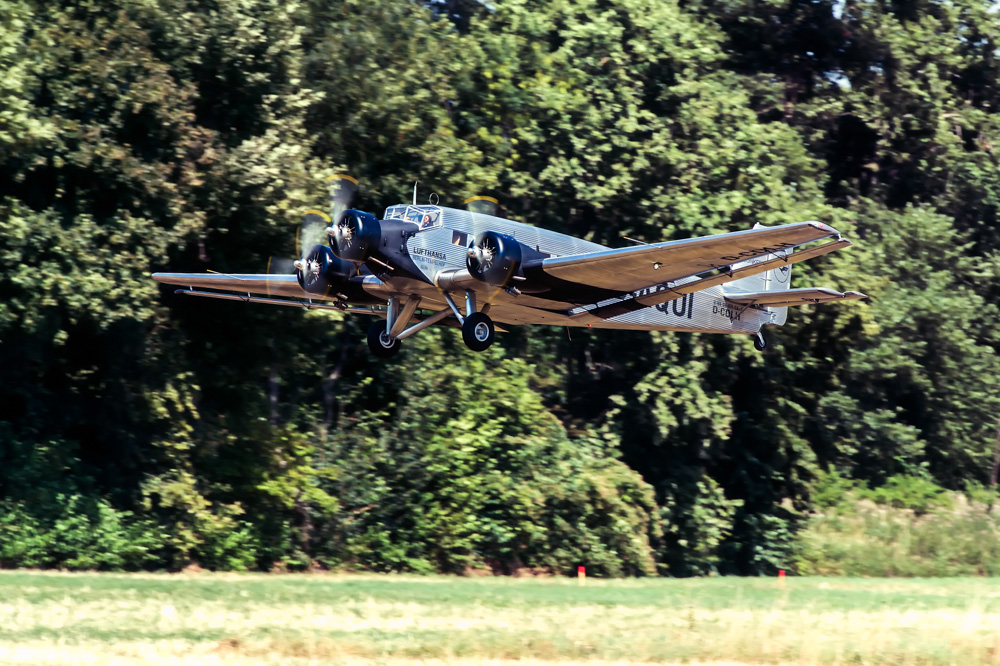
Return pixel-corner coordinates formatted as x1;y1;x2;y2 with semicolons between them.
578;565;586;586
778;569;786;589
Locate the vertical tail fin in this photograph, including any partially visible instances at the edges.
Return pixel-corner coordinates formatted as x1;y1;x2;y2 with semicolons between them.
726;224;792;326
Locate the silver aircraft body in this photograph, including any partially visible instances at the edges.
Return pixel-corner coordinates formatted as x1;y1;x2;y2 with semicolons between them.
153;194;866;358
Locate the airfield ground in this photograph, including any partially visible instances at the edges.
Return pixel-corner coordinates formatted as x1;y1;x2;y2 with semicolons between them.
0;571;997;665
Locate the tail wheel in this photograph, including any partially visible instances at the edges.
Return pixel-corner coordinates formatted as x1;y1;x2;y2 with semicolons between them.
754;332;767;351
462;312;495;352
367;320;401;358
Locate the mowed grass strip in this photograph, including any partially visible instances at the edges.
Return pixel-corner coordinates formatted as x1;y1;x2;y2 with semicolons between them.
1;572;999;665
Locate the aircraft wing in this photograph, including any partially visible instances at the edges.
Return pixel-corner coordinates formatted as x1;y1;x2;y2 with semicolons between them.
151;272;311;300
536;222;841;293
724;287;867;308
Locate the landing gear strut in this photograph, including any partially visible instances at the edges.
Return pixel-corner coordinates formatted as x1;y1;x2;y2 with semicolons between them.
366;290;496;358
442;290;496;353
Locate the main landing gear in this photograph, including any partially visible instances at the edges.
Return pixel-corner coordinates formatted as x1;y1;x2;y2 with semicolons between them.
367;320;402;359
462;312;495;352
365;291;495;358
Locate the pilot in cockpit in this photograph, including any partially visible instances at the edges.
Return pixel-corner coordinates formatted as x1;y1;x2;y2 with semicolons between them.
387;205;439;230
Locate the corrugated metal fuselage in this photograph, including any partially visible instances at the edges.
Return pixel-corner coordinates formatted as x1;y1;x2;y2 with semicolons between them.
360;206;772;335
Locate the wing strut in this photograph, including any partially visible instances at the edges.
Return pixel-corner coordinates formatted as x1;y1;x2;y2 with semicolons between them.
173;288;460;338
171;288;375;313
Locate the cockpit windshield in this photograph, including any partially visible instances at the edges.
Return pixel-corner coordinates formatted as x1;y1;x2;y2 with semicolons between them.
384;205;443;231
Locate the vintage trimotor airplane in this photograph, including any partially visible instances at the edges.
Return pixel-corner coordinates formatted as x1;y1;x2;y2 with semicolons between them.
152;177;866;358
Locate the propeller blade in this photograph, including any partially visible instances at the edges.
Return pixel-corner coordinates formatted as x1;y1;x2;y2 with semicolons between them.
265;255;296;298
464;195;498;216
328;174;359;225
298;210;332;260
269;209;335;298
268;256;296;274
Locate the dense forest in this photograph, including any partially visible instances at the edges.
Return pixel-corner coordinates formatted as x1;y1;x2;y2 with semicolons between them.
1;0;999;576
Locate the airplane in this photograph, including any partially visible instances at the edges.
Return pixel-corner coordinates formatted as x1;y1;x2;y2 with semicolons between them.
152;179;866;358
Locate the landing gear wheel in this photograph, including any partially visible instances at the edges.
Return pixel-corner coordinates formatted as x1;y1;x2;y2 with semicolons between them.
462;312;495;352
753;332;767;351
367;320;401;358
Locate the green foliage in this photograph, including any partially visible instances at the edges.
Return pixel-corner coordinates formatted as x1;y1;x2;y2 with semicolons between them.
809;470;860;511
964;481;999;512
814;204;1000;486
659;476;743;576
856;475;948;515
799;474;1000;576
303;0;500;204
323;332;659;576
0;0;324;573
141;470;259;571
0;496;166;571
460;0;827;245
797;492;1000;577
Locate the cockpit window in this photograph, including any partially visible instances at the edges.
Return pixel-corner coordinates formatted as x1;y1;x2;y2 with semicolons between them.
384;205;443;230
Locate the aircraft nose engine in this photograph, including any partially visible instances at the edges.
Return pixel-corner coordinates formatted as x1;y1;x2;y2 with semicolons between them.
295;244;353;294
466;231;522;287
328;209;381;262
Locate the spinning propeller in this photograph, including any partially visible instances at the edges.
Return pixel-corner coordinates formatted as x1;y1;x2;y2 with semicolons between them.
293;210;336;294
467;231;498;272
267;174;361;297
328;174;359;226
330;213;357;250
326;173;361;252
464;195;498;217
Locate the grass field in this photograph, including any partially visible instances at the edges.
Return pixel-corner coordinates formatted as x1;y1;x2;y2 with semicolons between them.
0;571;998;666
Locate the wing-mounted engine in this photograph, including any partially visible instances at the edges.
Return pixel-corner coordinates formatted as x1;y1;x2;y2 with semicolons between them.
466;231;522;287
329;209;382;262
295;244;354;295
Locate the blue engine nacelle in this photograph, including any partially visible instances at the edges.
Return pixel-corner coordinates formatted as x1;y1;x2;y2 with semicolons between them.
466;231;522;287
297;244;354;294
329;209;382;263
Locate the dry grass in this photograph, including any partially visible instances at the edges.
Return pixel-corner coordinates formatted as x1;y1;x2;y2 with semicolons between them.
1;571;999;665
0;643;777;666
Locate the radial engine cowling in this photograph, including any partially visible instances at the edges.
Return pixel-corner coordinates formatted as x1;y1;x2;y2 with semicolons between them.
329;209;381;262
296;244;354;295
466;231;522;287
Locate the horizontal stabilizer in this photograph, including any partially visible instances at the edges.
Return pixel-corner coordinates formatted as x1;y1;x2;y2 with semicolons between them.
724;287;867;308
